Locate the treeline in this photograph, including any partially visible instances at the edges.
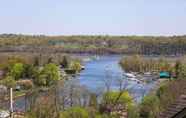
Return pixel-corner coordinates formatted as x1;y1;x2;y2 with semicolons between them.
119;55;174;73
0;52;78;68
0;34;186;55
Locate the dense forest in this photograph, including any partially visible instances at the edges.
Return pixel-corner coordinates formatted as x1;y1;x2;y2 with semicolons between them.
0;34;186;55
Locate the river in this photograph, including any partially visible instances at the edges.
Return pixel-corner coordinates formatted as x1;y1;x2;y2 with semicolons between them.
75;55;156;100
11;55;156;111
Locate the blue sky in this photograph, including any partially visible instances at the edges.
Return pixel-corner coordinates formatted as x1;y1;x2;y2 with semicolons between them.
0;0;186;36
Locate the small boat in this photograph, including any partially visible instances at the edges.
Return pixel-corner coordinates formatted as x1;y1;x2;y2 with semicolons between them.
123;73;142;83
83;58;91;62
81;66;85;70
124;73;136;78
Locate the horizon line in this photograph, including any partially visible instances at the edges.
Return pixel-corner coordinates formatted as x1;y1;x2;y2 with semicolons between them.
1;33;186;37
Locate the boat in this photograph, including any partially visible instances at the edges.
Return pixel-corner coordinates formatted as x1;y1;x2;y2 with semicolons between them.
123;73;142;83
124;73;136;78
83;58;91;62
81;66;85;70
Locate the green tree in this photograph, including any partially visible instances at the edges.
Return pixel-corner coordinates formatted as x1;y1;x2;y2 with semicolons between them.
70;60;82;73
9;63;24;80
60;107;89;118
23;64;36;78
140;95;160;118
103;91;133;108
35;63;60;86
0;76;16;88
127;105;139;118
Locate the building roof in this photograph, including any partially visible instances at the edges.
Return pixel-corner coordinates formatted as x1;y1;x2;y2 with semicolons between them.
159;71;170;78
159;95;186;118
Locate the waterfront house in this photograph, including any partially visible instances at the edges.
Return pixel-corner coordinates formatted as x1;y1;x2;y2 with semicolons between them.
159;95;186;118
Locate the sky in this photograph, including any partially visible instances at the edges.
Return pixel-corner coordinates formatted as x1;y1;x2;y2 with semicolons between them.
0;0;186;36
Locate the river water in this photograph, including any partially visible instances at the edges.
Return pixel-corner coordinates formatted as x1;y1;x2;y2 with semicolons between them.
76;55;156;100
10;55;156;111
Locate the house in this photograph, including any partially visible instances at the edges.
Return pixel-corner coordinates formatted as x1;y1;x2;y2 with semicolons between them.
159;95;186;118
159;71;170;79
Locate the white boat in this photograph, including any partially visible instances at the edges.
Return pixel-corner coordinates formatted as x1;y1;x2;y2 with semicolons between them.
81;66;85;70
124;73;142;83
83;58;91;62
124;73;136;78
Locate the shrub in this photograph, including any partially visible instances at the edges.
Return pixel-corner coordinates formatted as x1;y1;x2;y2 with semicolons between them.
0;76;16;88
60;107;89;118
156;79;186;110
8;63;25;80
102;91;133;108
127;105;139;118
70;60;82;73
139;95;160;118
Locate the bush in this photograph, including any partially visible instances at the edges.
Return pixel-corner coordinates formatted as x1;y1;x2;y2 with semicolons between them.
70;60;82;73
23;64;36;79
103;91;133;108
60;107;89;118
0;76;16;88
139;95;160;118
127;105;139;118
8;63;25;80
156;79;186;110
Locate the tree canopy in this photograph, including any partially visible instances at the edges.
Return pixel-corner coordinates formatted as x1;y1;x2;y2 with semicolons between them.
35;63;61;86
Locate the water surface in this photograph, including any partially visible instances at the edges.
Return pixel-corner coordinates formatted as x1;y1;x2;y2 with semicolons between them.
10;55;156;111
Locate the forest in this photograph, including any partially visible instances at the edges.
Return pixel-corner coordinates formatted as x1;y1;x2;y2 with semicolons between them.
1;34;186;55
